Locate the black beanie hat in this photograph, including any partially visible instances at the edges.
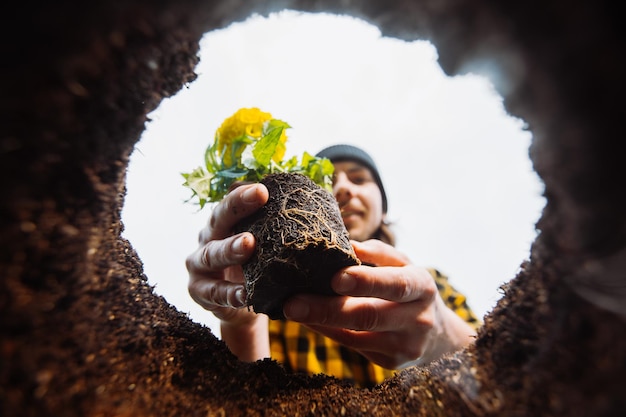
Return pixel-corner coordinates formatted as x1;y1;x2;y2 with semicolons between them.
316;144;388;213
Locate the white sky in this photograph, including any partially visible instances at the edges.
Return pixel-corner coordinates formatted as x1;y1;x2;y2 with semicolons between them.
122;11;545;337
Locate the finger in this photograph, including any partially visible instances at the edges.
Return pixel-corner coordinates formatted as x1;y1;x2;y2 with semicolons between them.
199;183;268;242
304;325;424;369
351;239;410;267
283;294;433;332
331;265;437;303
186;233;256;275
188;278;247;310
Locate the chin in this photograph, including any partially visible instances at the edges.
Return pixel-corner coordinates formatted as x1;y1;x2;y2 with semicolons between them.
347;230;366;242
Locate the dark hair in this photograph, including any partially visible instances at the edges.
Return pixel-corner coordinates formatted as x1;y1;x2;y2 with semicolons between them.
316;144;388;214
372;222;396;247
316;144;396;246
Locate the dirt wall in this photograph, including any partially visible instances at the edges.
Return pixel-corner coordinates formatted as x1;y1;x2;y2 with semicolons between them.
1;1;624;416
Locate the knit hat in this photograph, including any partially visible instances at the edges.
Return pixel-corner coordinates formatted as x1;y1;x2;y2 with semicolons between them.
316;144;388;213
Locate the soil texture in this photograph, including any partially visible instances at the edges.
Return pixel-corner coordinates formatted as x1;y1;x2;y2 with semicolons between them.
236;172;360;319
2;0;625;416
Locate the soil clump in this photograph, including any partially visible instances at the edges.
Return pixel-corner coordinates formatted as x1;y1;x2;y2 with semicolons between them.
236;172;360;319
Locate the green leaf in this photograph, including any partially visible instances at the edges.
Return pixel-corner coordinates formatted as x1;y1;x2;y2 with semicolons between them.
252;124;284;167
204;143;220;174
282;155;299;170
299;153;334;193
266;119;291;133
217;167;249;179
181;166;215;205
229;135;254;167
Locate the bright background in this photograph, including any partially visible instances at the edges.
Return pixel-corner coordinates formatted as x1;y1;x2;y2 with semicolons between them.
122;11;546;337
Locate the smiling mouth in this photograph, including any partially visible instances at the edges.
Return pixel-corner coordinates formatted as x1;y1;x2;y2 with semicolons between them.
340;204;362;219
341;211;361;220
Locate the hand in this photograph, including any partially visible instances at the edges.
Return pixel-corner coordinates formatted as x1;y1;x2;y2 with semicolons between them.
186;183;270;361
282;239;477;369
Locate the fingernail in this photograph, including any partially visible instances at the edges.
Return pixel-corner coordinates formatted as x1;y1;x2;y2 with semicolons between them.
284;299;309;321
241;185;258;203
234;287;246;307
334;272;356;293
232;234;246;253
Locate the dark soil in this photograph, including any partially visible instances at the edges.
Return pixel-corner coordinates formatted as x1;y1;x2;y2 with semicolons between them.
236;172;360;319
1;0;625;416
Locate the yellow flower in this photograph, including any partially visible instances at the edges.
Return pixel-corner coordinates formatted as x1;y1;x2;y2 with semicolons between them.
239;107;272;136
183;106;334;206
215;107;274;167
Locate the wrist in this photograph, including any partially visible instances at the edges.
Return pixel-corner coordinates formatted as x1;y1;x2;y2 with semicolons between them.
400;297;476;369
220;314;270;362
424;297;476;362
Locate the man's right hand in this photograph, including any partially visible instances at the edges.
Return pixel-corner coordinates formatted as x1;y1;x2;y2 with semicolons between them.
186;183;269;335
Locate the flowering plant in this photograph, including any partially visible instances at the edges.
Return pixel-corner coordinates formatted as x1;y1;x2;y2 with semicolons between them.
182;107;334;208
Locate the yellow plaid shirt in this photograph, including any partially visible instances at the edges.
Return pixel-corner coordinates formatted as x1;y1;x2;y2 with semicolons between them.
268;268;481;388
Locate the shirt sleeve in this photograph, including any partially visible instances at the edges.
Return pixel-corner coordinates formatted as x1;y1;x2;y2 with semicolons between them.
426;267;482;330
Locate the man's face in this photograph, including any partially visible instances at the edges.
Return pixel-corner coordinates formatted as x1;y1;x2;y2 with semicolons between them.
331;160;384;242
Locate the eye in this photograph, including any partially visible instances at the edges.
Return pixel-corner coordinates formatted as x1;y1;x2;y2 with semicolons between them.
349;175;368;185
347;169;375;185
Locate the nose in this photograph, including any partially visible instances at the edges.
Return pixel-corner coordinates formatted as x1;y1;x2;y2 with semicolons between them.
333;171;352;207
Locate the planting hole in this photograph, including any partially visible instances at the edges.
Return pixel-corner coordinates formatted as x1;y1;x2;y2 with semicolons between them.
122;10;545;336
